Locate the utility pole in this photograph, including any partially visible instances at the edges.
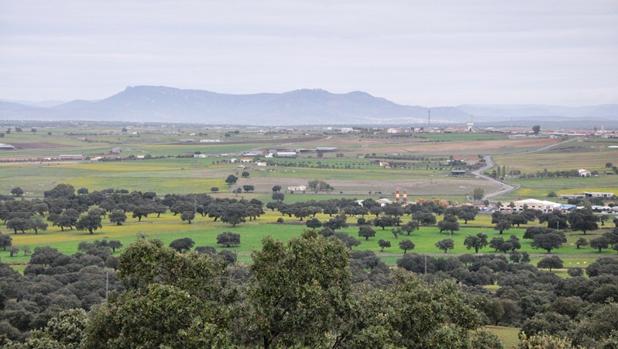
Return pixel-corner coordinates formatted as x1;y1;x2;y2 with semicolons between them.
424;255;427;274
105;270;109;301
427;109;431;128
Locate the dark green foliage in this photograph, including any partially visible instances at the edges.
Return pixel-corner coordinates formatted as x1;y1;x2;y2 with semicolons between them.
169;237;195;252
216;232;240;247
378;239;391;251
531;232;566;253
538;256;563;271
464;233;488;253
399;239;415;254
358;226;376;240
435;238;454;253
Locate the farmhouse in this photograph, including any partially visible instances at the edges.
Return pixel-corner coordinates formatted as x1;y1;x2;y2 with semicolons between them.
0;143;16;150
584;192;614;198
578;168;592;177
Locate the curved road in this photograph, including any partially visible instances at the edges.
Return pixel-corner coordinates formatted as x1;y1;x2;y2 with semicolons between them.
472;137;577;200
472;155;518;200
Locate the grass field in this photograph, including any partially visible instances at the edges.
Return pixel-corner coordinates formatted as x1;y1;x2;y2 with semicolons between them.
2;212;615;271
485;325;520;349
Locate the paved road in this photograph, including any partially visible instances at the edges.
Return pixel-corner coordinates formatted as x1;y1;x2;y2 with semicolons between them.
472;137;579;200
472;155;518;200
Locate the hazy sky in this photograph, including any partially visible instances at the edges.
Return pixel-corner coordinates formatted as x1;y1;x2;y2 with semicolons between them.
1;0;617;106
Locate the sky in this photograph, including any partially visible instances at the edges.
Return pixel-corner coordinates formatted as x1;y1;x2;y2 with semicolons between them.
1;0;617;106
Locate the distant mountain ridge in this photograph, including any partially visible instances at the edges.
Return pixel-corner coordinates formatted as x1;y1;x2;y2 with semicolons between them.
1;86;617;126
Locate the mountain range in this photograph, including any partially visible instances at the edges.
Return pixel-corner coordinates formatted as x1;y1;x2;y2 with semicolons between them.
1;86;617;126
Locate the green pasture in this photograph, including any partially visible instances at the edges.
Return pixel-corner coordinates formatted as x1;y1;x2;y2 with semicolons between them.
1;212;615;270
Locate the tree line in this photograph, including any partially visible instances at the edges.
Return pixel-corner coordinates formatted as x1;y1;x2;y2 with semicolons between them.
0;184;265;236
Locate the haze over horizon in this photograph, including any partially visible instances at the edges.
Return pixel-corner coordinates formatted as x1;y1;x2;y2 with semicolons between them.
1;0;618;107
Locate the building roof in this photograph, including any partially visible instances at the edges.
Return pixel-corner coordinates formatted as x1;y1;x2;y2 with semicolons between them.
512;199;561;207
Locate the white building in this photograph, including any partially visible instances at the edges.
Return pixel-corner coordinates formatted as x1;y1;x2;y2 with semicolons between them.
276;151;297;158
0;143;16;150
287;185;306;192
500;199;563;213
578;168;592;177
256;161;267;167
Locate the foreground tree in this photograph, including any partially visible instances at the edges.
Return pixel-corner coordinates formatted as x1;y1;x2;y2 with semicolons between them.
84;283;231;348
246;231;350;348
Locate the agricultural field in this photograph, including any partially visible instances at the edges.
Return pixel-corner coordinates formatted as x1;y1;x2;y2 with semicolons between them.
1;123;617;271
494;138;618;200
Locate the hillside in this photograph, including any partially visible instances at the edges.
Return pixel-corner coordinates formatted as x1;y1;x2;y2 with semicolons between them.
1;86;617;126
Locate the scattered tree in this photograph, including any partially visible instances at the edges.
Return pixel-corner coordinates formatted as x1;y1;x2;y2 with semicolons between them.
399;239;415;254
435;238;454;253
358;226;376;241
378;239;391;252
169;237;195;252
217;232;241;247
537;256;563;271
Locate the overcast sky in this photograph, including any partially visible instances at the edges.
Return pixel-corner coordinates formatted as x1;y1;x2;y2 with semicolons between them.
1;0;617;106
